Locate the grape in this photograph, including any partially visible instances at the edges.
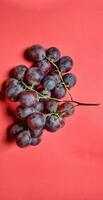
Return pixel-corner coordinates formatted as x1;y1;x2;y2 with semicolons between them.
10;124;24;137
12;65;28;81
33;59;52;76
16;106;36;120
53;84;66;99
25;67;43;86
19;90;39;107
30;137;41;146
5;78;24;101
43;75;56;91
49;70;61;84
5;78;18;88
46;100;58;113
16;130;31;148
30;128;43;138
27;112;46;130
57;56;73;72
58;102;75;117
63;73;77;88
46;47;61;62
26;44;46;61
39;89;51;98
45;115;65;132
35;101;44;112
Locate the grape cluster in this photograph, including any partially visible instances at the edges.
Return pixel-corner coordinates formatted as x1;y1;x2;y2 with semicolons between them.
4;44;99;148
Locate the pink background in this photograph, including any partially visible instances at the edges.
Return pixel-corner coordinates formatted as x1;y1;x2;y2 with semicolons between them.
0;0;103;199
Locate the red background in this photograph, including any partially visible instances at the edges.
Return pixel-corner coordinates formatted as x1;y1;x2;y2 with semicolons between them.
0;0;103;199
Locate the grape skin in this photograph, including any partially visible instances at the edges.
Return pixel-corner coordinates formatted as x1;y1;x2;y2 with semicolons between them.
33;59;52;76
46;100;58;113
10;124;24;137
43;75;56;91
45;115;65;132
16;106;36;120
30;128;43;138
63;73;77;88
5;78;24;101
35;101;44;112
12;65;28;81
30;137;41;146
53;84;66;99
58;102;75;117
49;70;61;85
57;56;73;73
46;47;61;62
26;44;46;61
19;90;39;107
27;112;46;130
25;67;43;86
16;130;31;148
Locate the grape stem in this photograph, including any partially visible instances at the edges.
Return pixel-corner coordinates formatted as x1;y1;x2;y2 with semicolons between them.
46;56;73;101
21;81;100;107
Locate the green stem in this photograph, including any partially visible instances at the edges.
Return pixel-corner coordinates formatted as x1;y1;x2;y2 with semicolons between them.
46;56;73;101
21;81;100;107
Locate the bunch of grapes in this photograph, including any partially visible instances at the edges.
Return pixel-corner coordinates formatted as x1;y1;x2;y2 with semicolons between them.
4;44;99;148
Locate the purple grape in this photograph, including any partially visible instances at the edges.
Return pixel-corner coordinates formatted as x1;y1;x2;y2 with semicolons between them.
57;56;73;72
45;115;65;132
53;84;66;99
27;112;46;130
30;137;41;146
5;78;24;101
33;59;52;76
16;106;36;120
58;102;75;117
35;101;44;112
63;73;77;88
46;47;61;62
26;44;46;61
12;65;28;81
30;128;43;138
49;70;61;84
43;75;56;91
19;90;39;107
16;130;31;148
25;67;43;86
46;100;58;113
10;124;24;137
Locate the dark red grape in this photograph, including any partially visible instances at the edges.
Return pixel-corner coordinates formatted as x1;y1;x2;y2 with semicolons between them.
45;115;65;132
58;102;75;117
30;128;43;138
46;47;61;62
57;56;73;72
16;130;31;148
43;75;56;91
63;73;77;88
25;67;43;86
49;70;61;84
5;78;24;101
30;137;41;146
27;112;46;130
26;44;46;61
10;124;24;137
53;84;66;99
35;101;44;112
12;65;28;81
16;106;36;120
46;100;58;113
19;90;39;107
33;59;52;76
